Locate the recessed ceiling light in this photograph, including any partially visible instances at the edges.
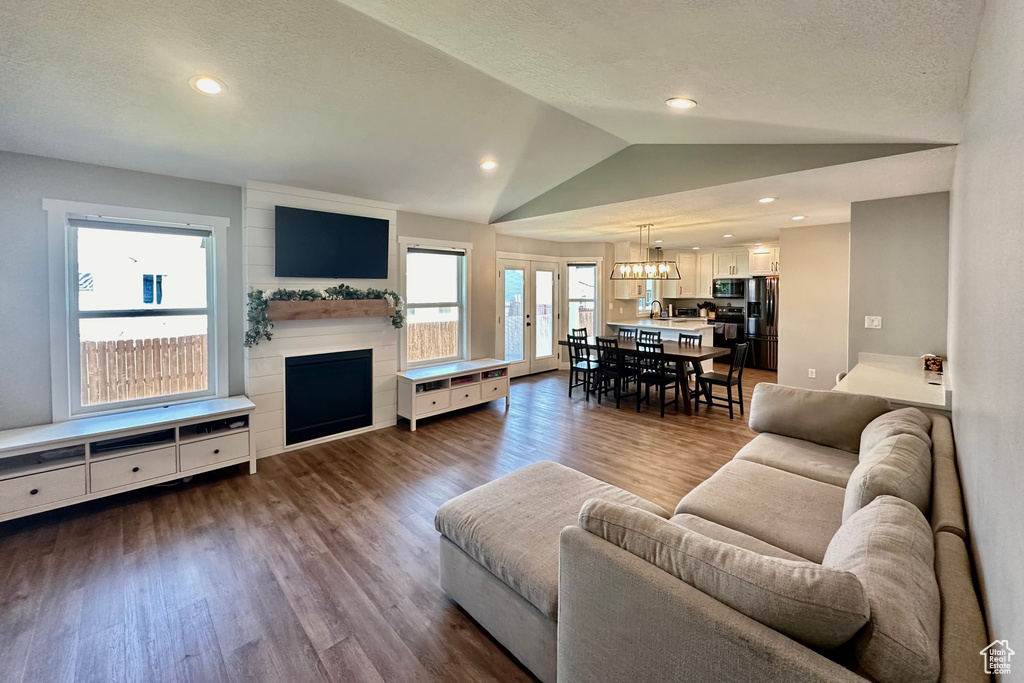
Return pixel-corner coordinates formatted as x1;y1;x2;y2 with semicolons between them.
754;242;763;246
723;234;733;238
791;215;807;221
666;98;697;110
758;197;777;204
189;75;226;96
480;160;497;170
692;246;700;250
654;239;663;243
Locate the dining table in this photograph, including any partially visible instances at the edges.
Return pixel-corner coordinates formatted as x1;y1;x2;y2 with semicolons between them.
558;336;731;415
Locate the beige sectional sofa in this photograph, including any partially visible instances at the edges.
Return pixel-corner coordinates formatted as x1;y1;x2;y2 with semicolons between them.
435;384;989;683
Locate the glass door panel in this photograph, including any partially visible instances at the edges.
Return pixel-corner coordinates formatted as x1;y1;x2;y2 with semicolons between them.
504;267;525;363
534;269;553;358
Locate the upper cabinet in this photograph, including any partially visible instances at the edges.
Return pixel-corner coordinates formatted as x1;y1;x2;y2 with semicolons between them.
613;241;646;300
713;249;750;278
748;245;781;276
697;252;715;297
663;252;697;299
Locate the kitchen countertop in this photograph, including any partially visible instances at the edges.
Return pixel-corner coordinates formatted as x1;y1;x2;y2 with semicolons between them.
608;319;714;331
834;353;950;411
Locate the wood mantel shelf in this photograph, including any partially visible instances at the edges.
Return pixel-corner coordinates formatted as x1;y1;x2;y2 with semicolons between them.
267;299;396;321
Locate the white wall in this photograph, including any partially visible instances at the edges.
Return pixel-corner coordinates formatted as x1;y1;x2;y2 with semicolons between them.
0;151;244;431
948;0;1024;654
243;183;399;459
777;223;850;389
397;211;496;359
848;192;949;368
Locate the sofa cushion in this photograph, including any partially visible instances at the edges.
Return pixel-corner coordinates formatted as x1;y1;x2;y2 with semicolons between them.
581;499;870;649
843;434;932;522
748;383;891;453
434;461;669;619
860;407;932;454
670;514;809;561
934;532;990;683
733;433;859;487
929;415;967;539
674;460;845;563
824;496;940;683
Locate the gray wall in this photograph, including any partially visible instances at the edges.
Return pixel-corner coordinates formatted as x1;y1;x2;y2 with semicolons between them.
397;211;497;359
948;0;1024;652
848;192;949;368
778;223;850;389
0;152;244;431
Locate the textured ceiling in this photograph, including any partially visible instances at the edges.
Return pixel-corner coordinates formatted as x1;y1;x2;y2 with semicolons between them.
0;0;625;223
0;0;982;228
337;0;984;144
494;147;955;248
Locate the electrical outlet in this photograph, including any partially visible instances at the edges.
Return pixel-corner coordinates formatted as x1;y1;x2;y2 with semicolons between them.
808;369;816;378
608;302;613;310
864;316;882;329
618;306;623;314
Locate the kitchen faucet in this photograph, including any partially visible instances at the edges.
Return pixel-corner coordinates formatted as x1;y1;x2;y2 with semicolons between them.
650;300;662;319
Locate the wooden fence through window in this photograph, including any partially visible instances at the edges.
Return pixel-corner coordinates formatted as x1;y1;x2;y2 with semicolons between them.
80;335;208;406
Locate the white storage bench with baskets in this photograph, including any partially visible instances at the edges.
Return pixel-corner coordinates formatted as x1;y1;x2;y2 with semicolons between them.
397;359;510;431
0;396;255;523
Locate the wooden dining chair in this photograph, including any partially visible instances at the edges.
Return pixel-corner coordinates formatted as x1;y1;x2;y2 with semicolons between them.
567;332;599;400
638;329;662;343
696;342;748;419
678;331;701;346
594;336;634;408
635;341;680;417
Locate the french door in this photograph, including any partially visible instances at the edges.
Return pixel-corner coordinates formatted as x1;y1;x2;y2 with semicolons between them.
497;259;560;378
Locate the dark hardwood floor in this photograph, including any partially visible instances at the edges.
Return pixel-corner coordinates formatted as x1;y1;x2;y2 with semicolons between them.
0;365;776;683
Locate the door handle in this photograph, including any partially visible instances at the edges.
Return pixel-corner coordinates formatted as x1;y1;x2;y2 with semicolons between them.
526;322;532;327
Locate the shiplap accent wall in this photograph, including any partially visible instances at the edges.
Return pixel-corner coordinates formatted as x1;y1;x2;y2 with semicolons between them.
243;182;399;459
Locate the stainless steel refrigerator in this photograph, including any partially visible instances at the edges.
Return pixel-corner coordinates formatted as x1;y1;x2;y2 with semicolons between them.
746;277;779;370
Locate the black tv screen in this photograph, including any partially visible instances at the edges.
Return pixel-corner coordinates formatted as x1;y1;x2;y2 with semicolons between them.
274;206;389;279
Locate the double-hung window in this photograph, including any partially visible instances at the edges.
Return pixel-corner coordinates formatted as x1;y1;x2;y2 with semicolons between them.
567;263;598;334
45;200;228;419
403;245;468;366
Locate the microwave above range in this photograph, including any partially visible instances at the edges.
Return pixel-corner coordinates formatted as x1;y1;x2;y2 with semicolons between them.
712;278;746;299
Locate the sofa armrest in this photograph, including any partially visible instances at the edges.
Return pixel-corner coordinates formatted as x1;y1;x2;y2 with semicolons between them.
557;526;867;683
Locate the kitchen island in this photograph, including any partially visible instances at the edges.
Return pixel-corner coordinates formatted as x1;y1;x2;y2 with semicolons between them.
607;319;715;371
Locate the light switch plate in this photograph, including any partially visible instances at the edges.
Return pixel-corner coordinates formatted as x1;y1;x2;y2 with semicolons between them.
864;316;883;329
808;369;816;378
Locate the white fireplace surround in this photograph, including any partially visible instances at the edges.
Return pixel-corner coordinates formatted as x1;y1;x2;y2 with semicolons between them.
243;182;399;460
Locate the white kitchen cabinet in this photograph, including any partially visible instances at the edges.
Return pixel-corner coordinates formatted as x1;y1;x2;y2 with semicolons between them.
675;253;698;298
714;249;750;277
697;252;715;297
613;242;646;299
748;245;781;276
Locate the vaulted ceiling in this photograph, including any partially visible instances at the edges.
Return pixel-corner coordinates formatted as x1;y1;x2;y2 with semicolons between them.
0;0;984;230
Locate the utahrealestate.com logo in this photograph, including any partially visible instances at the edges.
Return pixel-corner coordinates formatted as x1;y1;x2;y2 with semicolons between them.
980;640;1014;675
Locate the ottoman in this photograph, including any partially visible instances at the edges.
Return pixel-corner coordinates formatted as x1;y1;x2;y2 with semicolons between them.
434;461;669;682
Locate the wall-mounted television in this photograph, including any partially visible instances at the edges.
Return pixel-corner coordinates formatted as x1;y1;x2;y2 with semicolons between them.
274;206;389;279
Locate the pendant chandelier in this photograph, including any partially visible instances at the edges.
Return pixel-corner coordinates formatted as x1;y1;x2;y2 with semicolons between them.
610;224;681;281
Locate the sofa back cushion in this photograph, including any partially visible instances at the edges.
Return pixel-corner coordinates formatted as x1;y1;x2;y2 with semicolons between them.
860;407;933;453
748;383;891;453
843;434;932;522
824;496;940;683
579;498;870;649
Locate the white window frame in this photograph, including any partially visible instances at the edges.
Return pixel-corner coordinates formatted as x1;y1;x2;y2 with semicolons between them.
638;279;655;314
565;261;601;336
44;199;230;421
398;236;472;370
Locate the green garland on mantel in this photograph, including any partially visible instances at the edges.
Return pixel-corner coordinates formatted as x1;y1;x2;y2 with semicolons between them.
245;286;405;347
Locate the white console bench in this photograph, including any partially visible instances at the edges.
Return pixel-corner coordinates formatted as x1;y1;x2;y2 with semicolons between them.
0;396;255;523
397;359;510;431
